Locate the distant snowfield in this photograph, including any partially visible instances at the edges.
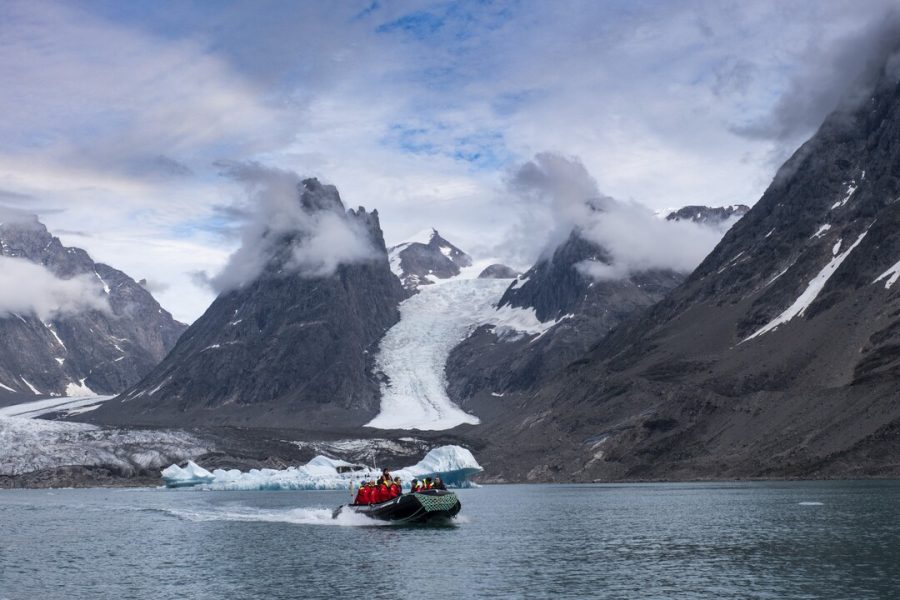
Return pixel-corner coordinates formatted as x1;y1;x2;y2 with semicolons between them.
0;394;114;419
368;264;553;431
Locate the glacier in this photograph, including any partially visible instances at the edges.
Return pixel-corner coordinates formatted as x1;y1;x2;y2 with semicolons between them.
0;415;209;478
368;264;554;430
161;445;483;491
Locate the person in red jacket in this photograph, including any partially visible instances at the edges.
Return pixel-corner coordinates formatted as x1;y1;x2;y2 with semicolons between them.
378;480;392;503
367;481;380;504
354;480;370;505
389;477;401;498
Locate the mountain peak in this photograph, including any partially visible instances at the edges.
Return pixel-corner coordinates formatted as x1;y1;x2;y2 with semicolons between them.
389;229;473;290
299;177;344;214
0;216;186;397
94;180;405;430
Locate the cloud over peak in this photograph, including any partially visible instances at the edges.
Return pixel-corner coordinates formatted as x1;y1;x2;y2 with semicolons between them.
507;152;735;279
0;256;110;320
207;163;379;293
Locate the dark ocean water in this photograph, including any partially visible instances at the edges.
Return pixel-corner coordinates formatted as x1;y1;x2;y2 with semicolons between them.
1;481;898;599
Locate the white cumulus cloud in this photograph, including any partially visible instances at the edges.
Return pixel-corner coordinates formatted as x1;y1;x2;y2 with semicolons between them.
0;256;110;320
209;162;378;292
508;152;732;279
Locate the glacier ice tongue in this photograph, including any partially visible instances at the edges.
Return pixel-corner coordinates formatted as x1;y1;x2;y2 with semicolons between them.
160;444;483;491
0;416;209;478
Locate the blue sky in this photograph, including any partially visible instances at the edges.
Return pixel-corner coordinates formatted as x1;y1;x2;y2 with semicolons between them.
0;0;895;321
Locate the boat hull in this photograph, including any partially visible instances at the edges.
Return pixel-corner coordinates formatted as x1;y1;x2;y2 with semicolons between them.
333;490;461;523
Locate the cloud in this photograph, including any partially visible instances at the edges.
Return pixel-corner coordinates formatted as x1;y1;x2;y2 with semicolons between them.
209;162;378;292
0;189;37;202
1;0;894;322
0;256;110;320
138;278;170;294
733;6;900;143
506;152;730;279
187;270;214;291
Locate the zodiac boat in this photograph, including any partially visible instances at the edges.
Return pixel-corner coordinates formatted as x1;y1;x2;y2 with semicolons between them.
332;489;461;523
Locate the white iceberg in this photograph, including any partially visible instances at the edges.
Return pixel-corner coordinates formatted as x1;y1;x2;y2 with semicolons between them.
160;461;216;487
160;445;483;491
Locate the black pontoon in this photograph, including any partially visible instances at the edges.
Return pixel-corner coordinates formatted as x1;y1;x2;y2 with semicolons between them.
332;489;461;523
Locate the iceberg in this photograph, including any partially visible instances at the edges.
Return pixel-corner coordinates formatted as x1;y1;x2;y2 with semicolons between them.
160;445;483;491
160;461;216;487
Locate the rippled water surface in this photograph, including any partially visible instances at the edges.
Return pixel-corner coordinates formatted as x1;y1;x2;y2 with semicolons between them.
2;481;899;599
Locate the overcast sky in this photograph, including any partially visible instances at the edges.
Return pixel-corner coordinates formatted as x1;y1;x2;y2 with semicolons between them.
0;0;895;322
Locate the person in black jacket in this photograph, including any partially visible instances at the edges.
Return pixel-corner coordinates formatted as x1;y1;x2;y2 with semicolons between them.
433;476;447;490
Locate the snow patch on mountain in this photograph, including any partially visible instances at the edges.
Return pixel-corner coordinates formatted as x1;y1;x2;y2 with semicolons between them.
65;378;95;397
831;181;858;210
744;230;869;341
811;224;832;238
873;258;900;289
20;377;41;395
0;394;114;418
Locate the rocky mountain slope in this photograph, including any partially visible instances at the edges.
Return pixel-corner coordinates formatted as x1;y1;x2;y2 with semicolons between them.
92;178;405;429
389;228;472;290
0;215;185;397
445;229;684;420
478;264;519;279
477;59;900;482
665;204;749;226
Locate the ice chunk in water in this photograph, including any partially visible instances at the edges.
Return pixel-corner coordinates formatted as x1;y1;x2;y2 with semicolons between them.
160;445;483;490
161;460;215;487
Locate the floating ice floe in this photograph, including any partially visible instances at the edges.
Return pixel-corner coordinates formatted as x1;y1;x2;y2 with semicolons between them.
161;445;483;491
160;461;216;487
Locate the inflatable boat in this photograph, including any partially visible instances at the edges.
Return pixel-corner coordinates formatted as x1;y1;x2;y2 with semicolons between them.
332;489;461;523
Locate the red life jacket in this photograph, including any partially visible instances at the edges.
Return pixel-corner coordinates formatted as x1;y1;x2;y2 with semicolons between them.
356;486;370;505
378;484;390;502
389;483;401;497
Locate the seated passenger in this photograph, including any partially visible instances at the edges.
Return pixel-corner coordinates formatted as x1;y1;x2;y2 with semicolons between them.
423;477;434;490
376;481;390;503
433;476;447;490
354;481;370;505
389;477;401;498
411;478;421;492
379;468;391;485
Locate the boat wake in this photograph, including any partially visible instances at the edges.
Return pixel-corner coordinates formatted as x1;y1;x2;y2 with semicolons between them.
159;505;391;527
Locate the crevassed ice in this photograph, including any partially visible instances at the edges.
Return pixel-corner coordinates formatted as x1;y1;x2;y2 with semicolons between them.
367;278;504;430
744;230;868;342
368;272;559;431
0;415;208;477
161;445;483;491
